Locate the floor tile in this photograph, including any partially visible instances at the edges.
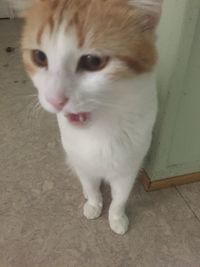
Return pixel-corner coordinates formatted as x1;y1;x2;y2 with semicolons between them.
177;182;200;221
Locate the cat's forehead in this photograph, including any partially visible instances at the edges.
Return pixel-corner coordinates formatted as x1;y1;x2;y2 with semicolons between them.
23;0;143;49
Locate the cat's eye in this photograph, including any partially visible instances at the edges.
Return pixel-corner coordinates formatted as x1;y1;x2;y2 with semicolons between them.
77;55;109;72
32;50;48;68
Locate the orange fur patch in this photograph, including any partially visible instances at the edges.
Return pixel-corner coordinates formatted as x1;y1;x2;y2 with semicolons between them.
22;50;37;75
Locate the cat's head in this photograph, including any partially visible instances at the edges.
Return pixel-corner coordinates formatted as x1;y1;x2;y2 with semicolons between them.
20;0;162;124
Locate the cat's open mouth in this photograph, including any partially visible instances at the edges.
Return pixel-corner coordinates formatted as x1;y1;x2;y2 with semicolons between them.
65;112;91;126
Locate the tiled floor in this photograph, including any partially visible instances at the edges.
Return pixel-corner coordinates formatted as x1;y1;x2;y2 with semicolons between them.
0;20;200;267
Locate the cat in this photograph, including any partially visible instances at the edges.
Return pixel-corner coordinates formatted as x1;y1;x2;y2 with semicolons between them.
18;0;161;235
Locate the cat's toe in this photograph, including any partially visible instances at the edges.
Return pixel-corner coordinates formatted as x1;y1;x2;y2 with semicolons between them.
109;214;129;235
83;201;102;220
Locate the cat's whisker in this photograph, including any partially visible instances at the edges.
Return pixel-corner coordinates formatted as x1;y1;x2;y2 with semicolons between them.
14;93;38;99
32;101;42;118
24;98;42;124
34;103;43;118
28;101;38;121
23;94;38;99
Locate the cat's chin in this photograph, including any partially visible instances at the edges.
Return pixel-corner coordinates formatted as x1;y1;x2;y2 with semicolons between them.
64;112;91;126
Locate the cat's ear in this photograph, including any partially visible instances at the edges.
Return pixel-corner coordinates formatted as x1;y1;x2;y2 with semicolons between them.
128;0;162;31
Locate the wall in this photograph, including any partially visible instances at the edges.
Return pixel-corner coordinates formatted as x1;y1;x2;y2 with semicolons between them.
145;0;200;180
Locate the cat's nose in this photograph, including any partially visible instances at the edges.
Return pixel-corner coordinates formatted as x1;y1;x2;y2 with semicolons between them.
47;96;68;111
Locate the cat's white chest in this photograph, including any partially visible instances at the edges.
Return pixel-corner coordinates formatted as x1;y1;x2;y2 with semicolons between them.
57;114;114;176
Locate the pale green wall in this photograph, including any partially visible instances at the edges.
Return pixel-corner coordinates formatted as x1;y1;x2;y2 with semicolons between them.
145;0;200;180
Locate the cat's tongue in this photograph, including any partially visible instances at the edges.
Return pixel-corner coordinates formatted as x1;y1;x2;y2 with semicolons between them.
66;112;90;126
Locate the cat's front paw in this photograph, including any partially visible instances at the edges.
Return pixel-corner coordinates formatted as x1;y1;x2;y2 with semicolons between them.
109;214;129;235
83;201;102;220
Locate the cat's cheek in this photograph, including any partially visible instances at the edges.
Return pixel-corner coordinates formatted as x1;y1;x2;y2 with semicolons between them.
30;75;57;113
80;74;108;94
38;93;58;114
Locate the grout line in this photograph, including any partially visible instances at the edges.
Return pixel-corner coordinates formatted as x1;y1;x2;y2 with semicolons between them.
175;186;200;224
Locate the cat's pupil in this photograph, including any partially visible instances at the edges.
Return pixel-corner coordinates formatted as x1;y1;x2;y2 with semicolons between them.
37;51;46;61
77;55;108;72
32;50;48;68
88;56;101;67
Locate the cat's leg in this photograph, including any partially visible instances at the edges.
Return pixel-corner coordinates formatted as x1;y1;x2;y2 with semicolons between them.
77;170;103;220
108;174;136;235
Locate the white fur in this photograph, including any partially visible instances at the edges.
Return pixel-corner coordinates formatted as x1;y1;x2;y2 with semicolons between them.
28;18;157;235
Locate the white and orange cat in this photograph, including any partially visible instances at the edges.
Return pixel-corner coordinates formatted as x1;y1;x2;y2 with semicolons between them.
16;0;161;234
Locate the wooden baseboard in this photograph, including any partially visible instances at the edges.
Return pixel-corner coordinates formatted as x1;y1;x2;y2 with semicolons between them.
140;170;200;191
